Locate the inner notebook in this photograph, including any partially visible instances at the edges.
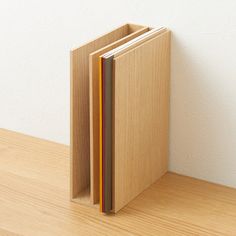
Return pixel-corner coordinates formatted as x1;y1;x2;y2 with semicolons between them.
99;27;167;213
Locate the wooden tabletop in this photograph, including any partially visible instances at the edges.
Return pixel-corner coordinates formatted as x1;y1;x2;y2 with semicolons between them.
0;128;236;236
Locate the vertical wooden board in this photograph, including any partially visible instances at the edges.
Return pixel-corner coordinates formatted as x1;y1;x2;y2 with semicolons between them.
89;27;149;204
71;23;146;201
71;24;129;200
113;31;171;212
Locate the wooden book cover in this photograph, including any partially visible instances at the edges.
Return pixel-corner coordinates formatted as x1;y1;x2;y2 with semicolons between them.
113;30;171;212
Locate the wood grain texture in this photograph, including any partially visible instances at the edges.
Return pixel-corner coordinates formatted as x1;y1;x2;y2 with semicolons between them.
113;30;171;212
71;24;144;202
0;229;22;236
1;129;236;235
89;27;149;204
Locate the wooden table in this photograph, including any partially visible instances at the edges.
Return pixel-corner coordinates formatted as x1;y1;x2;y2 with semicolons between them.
0;129;236;235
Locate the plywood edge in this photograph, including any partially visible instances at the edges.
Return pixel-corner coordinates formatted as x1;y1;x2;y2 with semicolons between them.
89;53;95;203
70;50;74;199
70;49;80;199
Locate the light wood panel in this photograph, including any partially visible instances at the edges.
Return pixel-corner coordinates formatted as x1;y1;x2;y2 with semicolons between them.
0;228;21;236
113;30;171;212
1;129;236;235
71;23;145;202
89;27;149;204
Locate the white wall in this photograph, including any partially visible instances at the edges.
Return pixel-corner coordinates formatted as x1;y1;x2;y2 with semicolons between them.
1;0;236;188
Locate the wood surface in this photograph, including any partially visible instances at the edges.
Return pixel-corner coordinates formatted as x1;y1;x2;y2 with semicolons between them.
1;129;236;235
71;23;144;202
89;26;149;204
0;228;21;236
113;30;171;212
